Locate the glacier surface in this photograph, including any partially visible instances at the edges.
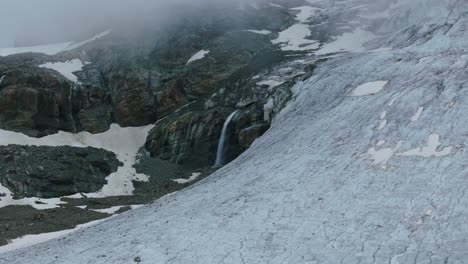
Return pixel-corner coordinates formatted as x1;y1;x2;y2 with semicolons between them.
2;0;468;263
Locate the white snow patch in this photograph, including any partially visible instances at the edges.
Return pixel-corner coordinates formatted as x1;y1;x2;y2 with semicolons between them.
316;29;376;55
398;134;452;158
173;173;202;184
0;75;6;86
91;206;126;215
410;106;424;122
76;206;87;210
256;79;285;89
380;111;387;119
376;140;385;147
367;142;402;168
367;147;395;168
245;30;272;35
39;59;87;83
378;120;387;130
186;50;210;65
0;183;66;209
350;81;388;96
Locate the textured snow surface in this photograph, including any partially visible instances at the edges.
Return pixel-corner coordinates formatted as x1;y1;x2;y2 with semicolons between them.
0;124;153;209
186;50;210;65
0;218;112;255
4;0;468;263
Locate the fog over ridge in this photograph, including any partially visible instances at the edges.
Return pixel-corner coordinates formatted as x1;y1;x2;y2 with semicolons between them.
0;0;244;48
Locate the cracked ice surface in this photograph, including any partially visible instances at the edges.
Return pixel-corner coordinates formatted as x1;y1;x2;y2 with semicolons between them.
4;0;468;263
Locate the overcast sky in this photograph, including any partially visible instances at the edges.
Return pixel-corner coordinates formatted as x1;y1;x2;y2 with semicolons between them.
0;0;237;48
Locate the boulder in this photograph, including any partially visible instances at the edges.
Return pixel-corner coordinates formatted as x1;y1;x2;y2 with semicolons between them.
0;65;75;137
0;145;122;198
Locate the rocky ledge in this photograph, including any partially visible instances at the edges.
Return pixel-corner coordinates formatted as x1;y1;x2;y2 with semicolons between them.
0;145;122;198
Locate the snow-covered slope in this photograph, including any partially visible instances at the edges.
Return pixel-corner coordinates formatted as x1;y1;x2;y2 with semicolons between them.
3;0;468;263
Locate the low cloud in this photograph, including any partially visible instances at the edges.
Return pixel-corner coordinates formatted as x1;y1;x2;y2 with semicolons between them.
0;0;241;47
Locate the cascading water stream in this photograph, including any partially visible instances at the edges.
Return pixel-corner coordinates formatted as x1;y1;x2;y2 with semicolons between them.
68;85;76;132
214;110;238;167
0;75;5;88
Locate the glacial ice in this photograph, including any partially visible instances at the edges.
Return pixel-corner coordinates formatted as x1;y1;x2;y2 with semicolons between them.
3;0;468;263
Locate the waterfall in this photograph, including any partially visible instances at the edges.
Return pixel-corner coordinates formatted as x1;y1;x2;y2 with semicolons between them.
214;110;238;167
68;85;76;132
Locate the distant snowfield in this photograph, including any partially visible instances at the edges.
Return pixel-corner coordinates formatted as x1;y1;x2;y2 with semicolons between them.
272;6;321;51
271;5;376;55
0;30;111;57
186;50;210;65
0;124;154;209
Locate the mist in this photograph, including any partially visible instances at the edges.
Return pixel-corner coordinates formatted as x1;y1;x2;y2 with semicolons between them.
0;0;242;48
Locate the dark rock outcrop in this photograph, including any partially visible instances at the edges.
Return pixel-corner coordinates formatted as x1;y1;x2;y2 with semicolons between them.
238;124;270;149
0;145;122;198
0;65;76;137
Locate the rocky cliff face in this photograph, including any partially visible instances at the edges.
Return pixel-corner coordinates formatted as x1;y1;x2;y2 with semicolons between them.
0;62;75;137
0;3;301;169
